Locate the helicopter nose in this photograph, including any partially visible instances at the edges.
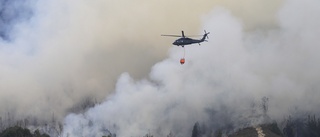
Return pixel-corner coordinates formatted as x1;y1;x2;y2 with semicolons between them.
173;41;178;45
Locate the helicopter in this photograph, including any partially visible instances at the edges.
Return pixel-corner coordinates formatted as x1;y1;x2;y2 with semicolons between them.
161;30;210;65
161;30;210;47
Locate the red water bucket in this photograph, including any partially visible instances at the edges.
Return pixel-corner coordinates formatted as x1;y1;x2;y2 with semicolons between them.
180;58;185;64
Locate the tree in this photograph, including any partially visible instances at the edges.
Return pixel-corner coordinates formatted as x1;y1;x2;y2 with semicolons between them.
0;117;3;131
214;129;222;137
283;116;294;137
192;122;200;137
0;126;32;137
167;131;175;137
0;126;50;137
260;97;269;116
306;115;320;137
144;133;153;137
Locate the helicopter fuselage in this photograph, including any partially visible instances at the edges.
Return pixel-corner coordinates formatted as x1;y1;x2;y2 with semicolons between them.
173;33;208;47
173;38;200;46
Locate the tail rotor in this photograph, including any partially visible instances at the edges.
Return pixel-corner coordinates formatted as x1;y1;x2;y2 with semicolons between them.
204;30;210;39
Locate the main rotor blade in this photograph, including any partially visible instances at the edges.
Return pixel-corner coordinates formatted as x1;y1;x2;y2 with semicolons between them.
161;34;182;37
187;35;203;37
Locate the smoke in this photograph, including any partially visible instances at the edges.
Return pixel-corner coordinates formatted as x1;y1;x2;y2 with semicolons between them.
61;0;320;136
0;0;249;123
0;0;284;123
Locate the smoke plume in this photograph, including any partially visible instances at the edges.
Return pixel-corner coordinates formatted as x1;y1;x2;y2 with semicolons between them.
61;0;320;136
1;0;258;123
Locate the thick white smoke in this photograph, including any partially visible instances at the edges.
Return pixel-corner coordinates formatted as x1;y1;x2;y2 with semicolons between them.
0;0;212;120
62;0;320;136
0;0;285;124
0;0;217;122
0;0;284;125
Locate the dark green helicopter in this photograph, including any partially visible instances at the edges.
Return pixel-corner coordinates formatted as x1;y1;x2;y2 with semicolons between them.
162;30;210;47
